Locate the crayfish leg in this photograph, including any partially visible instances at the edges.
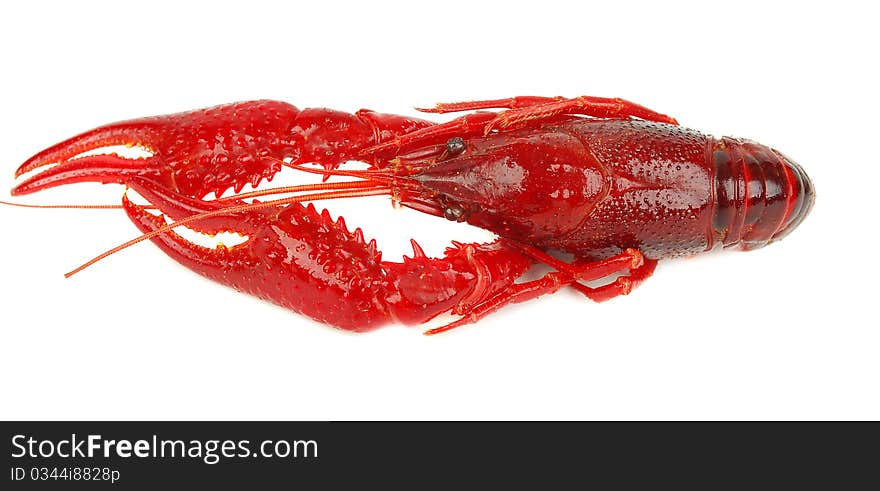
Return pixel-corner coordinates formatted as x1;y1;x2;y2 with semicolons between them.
423;271;572;335
570;258;658;302
364;95;678;156
424;247;652;335
418;95;679;127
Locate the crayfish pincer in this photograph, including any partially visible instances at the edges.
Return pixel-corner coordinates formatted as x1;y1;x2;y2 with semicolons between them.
9;95;814;334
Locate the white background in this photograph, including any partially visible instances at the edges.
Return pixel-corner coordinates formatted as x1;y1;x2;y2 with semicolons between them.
0;1;876;420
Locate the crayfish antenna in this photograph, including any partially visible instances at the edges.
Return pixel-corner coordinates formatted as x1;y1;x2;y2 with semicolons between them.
0;200;126;210
214;180;384;202
278;159;410;183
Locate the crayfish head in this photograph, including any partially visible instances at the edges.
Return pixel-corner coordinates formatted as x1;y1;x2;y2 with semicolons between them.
403;130;608;245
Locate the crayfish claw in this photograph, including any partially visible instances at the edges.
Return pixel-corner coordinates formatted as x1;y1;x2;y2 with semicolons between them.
12;153;164;196
13;100;303;200
15;120;156;179
12;117;167;196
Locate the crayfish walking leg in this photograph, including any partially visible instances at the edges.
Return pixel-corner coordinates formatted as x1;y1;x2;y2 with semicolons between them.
363;95;678;155
424;245;654;334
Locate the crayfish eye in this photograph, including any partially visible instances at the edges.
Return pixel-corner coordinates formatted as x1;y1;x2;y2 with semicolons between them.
443;203;467;222
445;137;465;156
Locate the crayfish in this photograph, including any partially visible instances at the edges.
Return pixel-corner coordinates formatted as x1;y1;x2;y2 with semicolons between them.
8;96;815;334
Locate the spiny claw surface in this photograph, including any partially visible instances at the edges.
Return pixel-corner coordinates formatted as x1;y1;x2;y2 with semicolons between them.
13;100;302;199
122;177;394;331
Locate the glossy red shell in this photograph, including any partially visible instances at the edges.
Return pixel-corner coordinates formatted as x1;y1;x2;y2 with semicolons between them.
11;99;815;332
410;118;814;261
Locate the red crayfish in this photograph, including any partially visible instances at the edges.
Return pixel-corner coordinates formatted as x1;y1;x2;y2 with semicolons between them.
9;95;815;334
